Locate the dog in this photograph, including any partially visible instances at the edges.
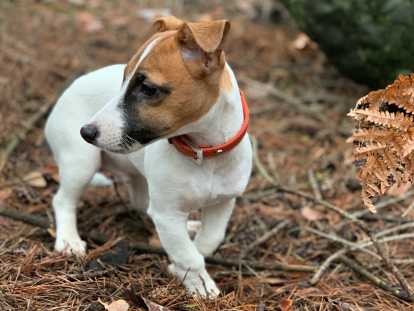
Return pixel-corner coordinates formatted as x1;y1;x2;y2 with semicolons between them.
45;16;252;297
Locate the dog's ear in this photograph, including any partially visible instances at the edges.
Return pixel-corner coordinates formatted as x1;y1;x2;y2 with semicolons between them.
152;16;184;32
177;20;231;79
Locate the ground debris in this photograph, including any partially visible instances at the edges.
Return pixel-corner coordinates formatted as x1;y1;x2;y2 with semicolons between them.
0;1;413;310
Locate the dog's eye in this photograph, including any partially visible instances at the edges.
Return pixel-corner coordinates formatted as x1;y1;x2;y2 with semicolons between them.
140;83;158;97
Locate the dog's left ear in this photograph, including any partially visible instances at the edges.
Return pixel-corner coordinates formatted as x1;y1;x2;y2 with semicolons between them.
152;16;184;32
177;20;231;79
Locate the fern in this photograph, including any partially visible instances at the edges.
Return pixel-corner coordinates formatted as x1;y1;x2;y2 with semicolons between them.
348;74;414;212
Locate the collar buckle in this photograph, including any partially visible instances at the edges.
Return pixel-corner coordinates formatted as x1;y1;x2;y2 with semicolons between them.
182;136;204;165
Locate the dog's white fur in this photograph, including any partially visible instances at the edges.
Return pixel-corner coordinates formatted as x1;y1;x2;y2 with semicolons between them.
45;37;252;297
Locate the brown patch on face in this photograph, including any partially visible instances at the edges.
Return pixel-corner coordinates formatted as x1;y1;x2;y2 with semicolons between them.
123;31;176;82
120;18;231;146
134;35;222;135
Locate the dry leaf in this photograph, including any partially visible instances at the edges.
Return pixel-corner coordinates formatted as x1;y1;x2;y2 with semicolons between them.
280;298;293;311
148;234;161;248
143;298;172;311
348;74;414;212
24;171;47;188
301;205;323;221
259;277;286;285
77;12;103;33
98;299;129;311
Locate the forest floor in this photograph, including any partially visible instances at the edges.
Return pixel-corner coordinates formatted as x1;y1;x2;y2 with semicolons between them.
1;1;414;310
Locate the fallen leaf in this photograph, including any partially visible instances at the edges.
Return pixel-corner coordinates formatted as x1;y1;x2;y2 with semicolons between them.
77;12;103;33
280;298;293;311
301;205;323;221
148;234;161;248
0;188;12;200
98;299;129;311
143;298;172;311
23;171;47;188
259;277;286;285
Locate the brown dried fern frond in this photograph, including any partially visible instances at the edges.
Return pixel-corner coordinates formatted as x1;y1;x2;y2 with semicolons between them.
348;74;414;212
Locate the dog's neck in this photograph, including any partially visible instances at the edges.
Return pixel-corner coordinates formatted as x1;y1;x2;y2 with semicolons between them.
176;64;244;148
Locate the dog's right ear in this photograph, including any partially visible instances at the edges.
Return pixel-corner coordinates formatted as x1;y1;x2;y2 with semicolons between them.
152;16;184;32
176;20;230;79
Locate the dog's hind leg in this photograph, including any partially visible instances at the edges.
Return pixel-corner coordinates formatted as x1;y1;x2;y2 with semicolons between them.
127;173;149;211
194;198;235;257
52;149;100;256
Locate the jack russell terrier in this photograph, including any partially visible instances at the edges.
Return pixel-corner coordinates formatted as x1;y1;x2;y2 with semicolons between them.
45;16;252;297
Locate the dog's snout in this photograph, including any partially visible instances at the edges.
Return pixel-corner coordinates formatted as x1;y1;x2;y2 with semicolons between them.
80;124;99;144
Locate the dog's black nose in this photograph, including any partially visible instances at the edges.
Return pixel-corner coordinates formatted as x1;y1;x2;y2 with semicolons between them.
80;124;99;144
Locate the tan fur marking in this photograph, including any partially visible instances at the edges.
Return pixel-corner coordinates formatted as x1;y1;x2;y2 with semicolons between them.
153;16;184;33
123;31;176;81
136;35;221;134
123;17;231;139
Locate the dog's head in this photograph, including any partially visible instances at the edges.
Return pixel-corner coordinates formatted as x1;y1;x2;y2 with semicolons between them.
80;16;231;153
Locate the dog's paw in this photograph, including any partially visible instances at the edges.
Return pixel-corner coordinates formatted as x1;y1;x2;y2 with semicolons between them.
168;263;220;298
55;237;87;256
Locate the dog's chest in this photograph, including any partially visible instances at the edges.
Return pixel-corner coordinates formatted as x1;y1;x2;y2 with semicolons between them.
190;162;244;206
143;139;252;210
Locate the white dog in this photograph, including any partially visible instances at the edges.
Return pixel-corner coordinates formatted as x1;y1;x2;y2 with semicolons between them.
45;16;252;297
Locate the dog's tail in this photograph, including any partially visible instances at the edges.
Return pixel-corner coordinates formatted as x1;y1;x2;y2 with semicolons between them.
90;172;113;187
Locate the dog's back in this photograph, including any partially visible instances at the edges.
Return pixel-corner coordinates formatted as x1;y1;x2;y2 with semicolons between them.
45;64;125;155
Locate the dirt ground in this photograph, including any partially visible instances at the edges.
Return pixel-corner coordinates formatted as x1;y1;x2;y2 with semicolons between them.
1;1;414;310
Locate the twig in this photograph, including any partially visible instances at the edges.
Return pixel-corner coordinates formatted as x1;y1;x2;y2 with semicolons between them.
0;205;316;274
339;255;413;302
375;222;414;238
310;249;346;285
350;190;414;220
402;200;414;217
0;204;49;228
0;73;78;174
243;186;277;201
308;227;414;288
308;169;322;200
251;136;278;186
240;220;289;259
0;102;52;173
304;227;380;259
206;255;315;273
252;137;413;299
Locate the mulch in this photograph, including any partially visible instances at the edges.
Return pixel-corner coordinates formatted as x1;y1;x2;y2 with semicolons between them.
1;1;414;310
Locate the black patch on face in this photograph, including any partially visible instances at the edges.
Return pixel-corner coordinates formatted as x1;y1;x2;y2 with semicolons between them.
122;123;160;146
120;72;171;146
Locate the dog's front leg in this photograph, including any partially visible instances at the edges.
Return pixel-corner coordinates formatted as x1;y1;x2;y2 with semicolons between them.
194;198;235;257
148;205;220;298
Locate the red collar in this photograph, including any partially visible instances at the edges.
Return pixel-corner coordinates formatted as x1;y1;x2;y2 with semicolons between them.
168;91;249;161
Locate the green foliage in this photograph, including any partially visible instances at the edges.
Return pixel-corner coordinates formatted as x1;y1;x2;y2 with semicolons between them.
281;0;414;87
